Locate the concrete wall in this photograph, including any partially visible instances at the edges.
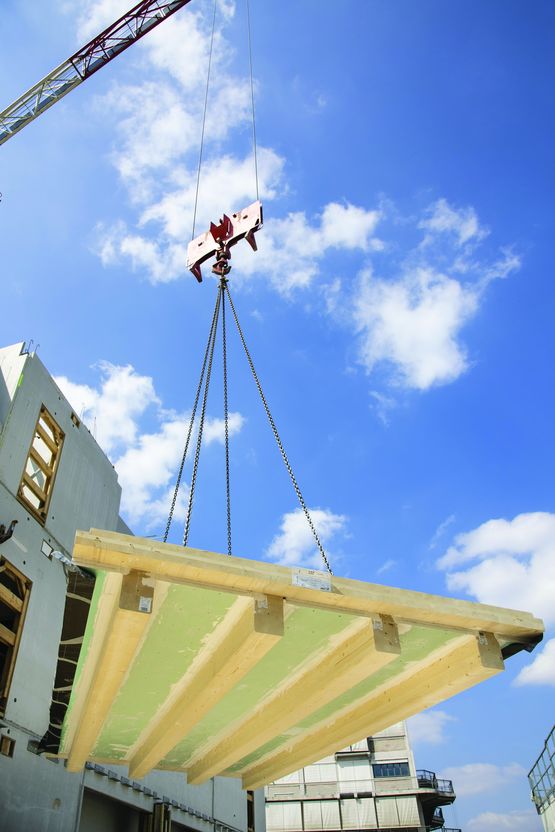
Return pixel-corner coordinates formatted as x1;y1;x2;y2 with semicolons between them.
0;343;264;832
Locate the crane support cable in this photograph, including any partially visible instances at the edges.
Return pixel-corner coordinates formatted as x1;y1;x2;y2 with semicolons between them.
246;0;260;201
224;282;333;575
191;0;218;240
163;285;222;543
0;0;194;146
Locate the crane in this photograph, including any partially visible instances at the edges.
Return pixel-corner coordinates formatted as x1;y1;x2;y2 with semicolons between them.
0;0;193;146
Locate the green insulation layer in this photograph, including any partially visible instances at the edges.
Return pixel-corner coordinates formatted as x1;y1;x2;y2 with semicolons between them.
93;583;237;759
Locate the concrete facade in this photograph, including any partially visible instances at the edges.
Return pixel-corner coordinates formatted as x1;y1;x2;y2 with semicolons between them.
266;722;459;832
0;342;264;832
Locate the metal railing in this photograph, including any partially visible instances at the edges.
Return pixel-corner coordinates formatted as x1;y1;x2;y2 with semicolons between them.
416;770;455;795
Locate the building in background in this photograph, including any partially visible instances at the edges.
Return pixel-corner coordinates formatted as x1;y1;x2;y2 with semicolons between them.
0;342;264;832
266;722;459;832
529;725;555;832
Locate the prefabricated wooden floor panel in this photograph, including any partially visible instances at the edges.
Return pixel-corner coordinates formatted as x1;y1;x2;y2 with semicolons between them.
59;529;544;789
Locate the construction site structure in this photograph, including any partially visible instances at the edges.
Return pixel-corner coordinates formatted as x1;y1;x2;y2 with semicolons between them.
266;725;460;832
0;342;264;832
529;724;555;832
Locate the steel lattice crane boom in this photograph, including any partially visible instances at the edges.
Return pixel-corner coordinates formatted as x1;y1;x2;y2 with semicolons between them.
0;0;193;146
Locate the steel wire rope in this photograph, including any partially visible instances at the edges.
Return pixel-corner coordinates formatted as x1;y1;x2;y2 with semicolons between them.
246;0;259;200
221;279;233;556
223;282;333;574
163;287;222;542
191;0;218;241
183;286;222;546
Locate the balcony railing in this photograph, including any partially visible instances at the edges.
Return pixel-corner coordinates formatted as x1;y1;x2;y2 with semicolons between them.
417;770;455;795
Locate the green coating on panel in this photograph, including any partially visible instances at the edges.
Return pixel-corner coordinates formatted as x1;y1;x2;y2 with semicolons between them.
93;585;236;759
161;606;357;768
228;625;459;772
60;569;105;752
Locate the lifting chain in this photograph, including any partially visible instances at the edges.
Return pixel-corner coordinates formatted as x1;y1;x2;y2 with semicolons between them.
224;282;333;575
164;266;333;576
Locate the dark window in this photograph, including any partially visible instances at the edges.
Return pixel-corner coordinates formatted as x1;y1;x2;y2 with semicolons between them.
247;789;255;832
0;558;31;715
373;762;410;778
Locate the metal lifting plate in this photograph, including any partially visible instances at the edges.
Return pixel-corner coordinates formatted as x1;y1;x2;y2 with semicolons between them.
187;200;263;282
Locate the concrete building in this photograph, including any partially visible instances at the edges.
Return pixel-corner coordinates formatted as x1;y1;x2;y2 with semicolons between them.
266;722;459;832
0;342;264;832
529;725;555;832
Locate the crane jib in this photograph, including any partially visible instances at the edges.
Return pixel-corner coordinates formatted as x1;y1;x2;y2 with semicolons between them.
0;0;194;146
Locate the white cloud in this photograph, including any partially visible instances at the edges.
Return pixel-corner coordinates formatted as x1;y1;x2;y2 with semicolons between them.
407;709;455;745
376;558;397;575
437;512;555;627
266;507;347;568
232;202;382;294
419;197;487;247
439;762;526;796
353;265;478;389
515;638;555;687
466;810;540;831
429;514;456;549
55;362;159;454
56;362;244;531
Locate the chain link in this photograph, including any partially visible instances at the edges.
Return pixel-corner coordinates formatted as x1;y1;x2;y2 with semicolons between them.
163;288;221;543
224;283;333;574
221;279;232;556
183;287;221;547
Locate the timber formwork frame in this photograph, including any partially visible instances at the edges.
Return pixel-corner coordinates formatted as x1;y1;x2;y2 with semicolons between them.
58;529;544;790
0;1;193;146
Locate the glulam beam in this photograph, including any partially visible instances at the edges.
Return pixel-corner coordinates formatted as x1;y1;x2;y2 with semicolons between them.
74;530;543;642
241;631;504;790
186;615;400;784
66;571;157;772
128;595;284;779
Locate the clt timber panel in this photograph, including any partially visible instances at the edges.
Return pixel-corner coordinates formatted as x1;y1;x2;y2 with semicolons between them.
57;529;544;789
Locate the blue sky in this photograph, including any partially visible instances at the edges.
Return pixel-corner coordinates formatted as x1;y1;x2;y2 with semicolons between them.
1;1;554;828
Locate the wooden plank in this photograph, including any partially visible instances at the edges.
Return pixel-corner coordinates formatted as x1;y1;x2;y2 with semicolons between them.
73;529;544;642
241;632;504;789
0;582;23;612
186;615;400;784
22;472;47;501
127;594;284;779
65;571;158;772
0;622;16;646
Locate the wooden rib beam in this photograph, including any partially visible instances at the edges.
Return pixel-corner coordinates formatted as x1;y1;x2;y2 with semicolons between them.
65;570;157;772
186;615;400;784
0;583;23;612
241;631;504;790
73;529;544;642
127;594;284;780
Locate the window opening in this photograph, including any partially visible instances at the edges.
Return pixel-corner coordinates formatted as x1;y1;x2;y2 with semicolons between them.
0;558;31;715
18;405;64;523
372;762;410;778
247;789;255;832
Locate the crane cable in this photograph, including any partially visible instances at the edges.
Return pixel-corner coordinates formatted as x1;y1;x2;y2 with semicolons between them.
191;0;260;240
